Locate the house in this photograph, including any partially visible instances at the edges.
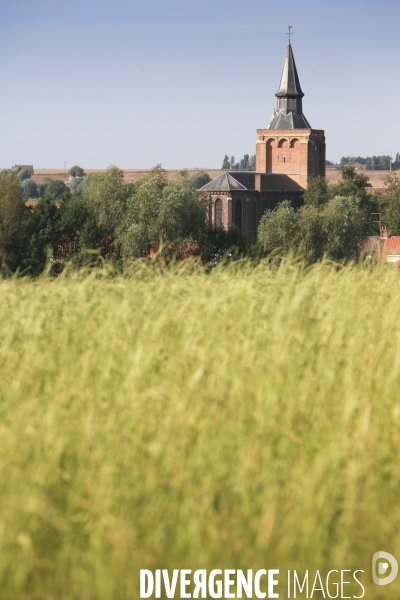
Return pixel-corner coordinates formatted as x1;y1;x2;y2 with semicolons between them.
364;227;400;262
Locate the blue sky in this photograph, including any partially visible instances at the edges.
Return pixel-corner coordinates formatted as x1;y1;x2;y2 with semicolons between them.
1;0;399;169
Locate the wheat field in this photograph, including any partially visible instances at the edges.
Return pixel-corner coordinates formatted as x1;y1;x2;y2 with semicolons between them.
0;259;399;599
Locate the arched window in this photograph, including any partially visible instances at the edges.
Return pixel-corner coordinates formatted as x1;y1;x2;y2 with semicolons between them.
234;199;242;231
215;198;223;227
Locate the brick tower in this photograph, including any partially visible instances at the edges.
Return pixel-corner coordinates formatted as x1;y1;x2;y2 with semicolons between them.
256;40;325;188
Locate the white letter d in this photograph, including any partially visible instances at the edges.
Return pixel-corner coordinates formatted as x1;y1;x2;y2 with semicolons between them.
140;570;154;598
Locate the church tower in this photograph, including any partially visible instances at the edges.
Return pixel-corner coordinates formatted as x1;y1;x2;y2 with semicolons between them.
256;36;325;188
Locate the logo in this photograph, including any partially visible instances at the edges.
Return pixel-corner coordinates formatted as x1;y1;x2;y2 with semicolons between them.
372;551;398;585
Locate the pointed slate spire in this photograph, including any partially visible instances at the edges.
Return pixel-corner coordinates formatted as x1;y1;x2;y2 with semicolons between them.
276;42;304;98
268;41;311;130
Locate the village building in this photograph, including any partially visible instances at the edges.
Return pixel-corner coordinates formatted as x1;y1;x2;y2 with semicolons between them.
201;37;326;239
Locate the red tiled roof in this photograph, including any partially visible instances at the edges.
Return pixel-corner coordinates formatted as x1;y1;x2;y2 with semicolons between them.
383;237;400;255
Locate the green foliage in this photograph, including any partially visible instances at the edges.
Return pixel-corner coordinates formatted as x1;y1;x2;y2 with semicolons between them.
16;168;31;183
69;165;85;178
222;154;256;171
24;196;61;274
59;195;89;238
43;179;69;201
297;204;325;262
330;166;378;219
203;224;247;264
257;200;298;255
0;172;31;270
1;264;400;597
303;175;329;207
37;182;47;198
83;166;132;234
66;175;84;197
188;170;211;190
340;156;367;166
321;195;369;261
340;154;396;170
379;172;400;235
222;154;230;169
119;167;208;261
258;192;371;262
21;178;38;200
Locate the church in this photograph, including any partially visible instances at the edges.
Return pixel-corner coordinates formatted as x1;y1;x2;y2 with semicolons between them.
201;35;326;239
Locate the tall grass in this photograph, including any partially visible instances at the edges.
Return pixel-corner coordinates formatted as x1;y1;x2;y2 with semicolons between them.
0;260;400;599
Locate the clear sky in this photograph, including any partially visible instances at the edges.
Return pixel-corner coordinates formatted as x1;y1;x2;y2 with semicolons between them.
1;0;399;169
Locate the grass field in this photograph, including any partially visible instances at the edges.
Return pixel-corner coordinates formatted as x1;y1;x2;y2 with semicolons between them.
1;260;400;599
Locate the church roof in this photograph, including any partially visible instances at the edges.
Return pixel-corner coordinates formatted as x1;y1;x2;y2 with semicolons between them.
268;41;310;130
200;172;248;191
200;172;303;192
276;43;304;98
268;110;311;130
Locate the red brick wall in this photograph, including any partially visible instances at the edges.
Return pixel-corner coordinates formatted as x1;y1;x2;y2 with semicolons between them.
256;128;326;188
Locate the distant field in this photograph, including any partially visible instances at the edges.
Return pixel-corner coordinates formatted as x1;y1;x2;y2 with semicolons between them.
27;167;391;188
1;261;400;599
30;168;224;185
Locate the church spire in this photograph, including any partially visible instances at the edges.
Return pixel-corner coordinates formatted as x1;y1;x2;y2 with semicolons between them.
276;42;304;99
268;33;311;130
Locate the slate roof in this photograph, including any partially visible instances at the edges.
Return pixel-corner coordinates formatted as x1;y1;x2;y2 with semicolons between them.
259;174;303;192
276;43;304;98
268;42;311;130
268;111;311;130
200;172;303;193
200;172;247;191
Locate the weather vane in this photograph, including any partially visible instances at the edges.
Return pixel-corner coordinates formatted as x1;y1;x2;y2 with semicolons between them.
286;25;293;43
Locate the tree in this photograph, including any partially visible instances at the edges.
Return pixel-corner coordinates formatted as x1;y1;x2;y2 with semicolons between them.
84;166;132;234
203;225;247;265
69;165;85;178
43;179;69;202
82;166;133;255
257;201;298;255
303;176;329;207
330;166;377;216
321;196;369;261
222;155;230;170
379;172;400;235
119;167;208;261
24;196;62;275
21;179;38;201
65;175;84;197
0;172;31;270
257;196;371;263
297;204;325;262
16;168;31;183
240;154;249;170
188;170;211;190
37;183;47;198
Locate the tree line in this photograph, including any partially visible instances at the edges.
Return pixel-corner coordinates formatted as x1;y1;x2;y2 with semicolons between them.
1;164;400;276
221;154;256;171
0;165;246;276
340;154;400;170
